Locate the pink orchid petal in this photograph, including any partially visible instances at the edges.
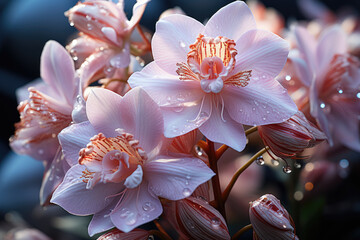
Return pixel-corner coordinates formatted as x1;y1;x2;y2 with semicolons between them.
316;26;347;76
51;164;122;215
223;77;298;126
109;43;130;68
145;156;215;201
293;26;317;71
288;52;313;87
40;40;76;106
88;200;116;236
127;0;150;31
79;49;113;87
199;104;246;152
118;87;164;153
40;148;70;206
86;88;123;137
234;29;289;79
128;62;203;106
58;121;97;166
152;14;204;74
110;182;162;233
328;100;360;151
161;95;211;138
204;1;257;41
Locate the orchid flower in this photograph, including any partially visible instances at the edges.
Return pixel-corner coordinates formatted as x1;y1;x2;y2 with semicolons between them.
51;87;214;234
291;25;360;151
9;41;77;162
65;0;149;82
128;1;297;151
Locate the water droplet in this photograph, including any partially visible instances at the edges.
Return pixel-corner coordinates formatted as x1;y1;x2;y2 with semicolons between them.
86;15;92;21
179;41;186;48
283;166;292;174
194;145;203;156
254;100;259;106
119;208;130;218
87;23;93;30
148;236;154;240
294;162;302;169
142;202;154;212
185;180;189;185
339;159;349;168
285;75;291;81
38;149;44;155
69;20;74;26
338;89;343;94
210;217;221;229
262;117;266;121
320;102;326;109
357;92;360;98
271;158;280;166
188;221;195;229
126;212;137;226
183;188;191;197
252;107;256;111
256;156;265;165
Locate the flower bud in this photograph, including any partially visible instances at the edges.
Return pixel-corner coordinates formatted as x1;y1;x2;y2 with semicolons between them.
258;111;326;159
97;228;150;240
249;194;299;240
169;196;230;240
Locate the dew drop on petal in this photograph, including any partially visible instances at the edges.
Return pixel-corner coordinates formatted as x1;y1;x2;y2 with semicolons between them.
179;41;186;48
183;188;191;197
210;217;221;229
357;92;360;98
283;166;292;174
87;23;93;30
125;212;137;226
256;156;265;165
142;202;154;212
285;75;291;81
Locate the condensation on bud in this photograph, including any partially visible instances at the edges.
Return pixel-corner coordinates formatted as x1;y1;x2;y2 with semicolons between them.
249;194;299;240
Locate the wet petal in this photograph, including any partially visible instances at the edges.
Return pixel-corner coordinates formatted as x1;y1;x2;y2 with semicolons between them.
204;1;256;41
152;14;204;74
110;182;162;233
145;156;214;200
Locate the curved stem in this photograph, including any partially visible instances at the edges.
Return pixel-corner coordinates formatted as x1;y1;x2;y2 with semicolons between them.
215;144;229;160
206;139;227;221
245;126;258;136
222;147;268;202
154;220;172;240
231;224;253;240
149;230;173;240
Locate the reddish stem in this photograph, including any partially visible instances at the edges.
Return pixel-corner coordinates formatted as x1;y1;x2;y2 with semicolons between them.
206;139;227;221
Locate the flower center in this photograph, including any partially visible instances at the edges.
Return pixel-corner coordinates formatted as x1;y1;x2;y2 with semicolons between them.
176;34;252;93
79;129;147;189
11;88;71;144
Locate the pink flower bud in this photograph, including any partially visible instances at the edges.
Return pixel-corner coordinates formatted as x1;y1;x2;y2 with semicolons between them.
258;111;326;159
170;196;230;240
97;228;149;240
249;194;299;240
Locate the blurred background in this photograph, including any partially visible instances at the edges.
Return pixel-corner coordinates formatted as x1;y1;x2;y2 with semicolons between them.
1;0;360;239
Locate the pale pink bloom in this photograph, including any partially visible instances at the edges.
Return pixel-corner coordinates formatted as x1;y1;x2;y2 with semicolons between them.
291;25;360;151
164;197;230;240
247;0;285;36
51;87;214;234
66;0;149;81
258;111;326;159
97;228;150;240
9;41;77;161
249;194;299;240
129;1;297;151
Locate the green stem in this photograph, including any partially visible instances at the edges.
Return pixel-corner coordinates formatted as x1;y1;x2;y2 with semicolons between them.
231;224;253;240
222;147;268;202
245;126;258;136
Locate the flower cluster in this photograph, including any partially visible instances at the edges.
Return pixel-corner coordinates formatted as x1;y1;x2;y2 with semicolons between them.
9;0;360;239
